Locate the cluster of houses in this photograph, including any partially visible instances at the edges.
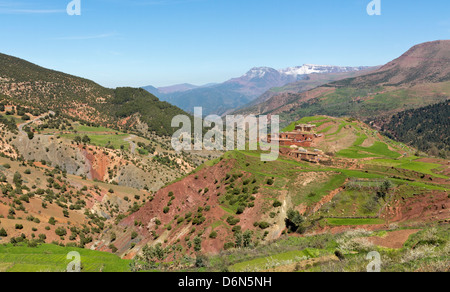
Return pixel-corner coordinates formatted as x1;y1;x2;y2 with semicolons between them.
267;123;328;163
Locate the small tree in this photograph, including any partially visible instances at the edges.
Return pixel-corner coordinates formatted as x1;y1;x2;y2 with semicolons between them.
193;236;202;252
0;227;7;237
73;136;82;143
55;227;67;236
82;135;91;144
13;172;22;186
234;231;244;248
48;217;56;225
258;222;270;229
130;243;167;271
243;230;253;247
285;209;305;233
273;200;282;208
109;244;118;253
236;205;246;214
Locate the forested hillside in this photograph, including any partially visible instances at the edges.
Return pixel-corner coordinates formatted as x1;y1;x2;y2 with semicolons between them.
382;100;449;157
0;53;192;136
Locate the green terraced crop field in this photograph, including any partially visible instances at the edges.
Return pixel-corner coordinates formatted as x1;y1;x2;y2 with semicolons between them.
325;218;385;226
0;244;131;272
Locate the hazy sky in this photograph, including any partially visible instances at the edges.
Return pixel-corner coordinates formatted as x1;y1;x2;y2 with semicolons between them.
0;0;449;88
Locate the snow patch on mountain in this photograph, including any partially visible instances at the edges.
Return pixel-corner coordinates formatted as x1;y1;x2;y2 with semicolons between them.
244;67;280;79
243;64;366;81
280;64;364;76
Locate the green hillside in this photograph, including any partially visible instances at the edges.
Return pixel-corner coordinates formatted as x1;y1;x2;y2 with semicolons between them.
277;84;449;127
0;53;192;136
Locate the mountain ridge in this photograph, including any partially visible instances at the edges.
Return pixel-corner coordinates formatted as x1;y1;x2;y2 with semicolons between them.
0;52;193;137
244;40;450;127
143;64;370;116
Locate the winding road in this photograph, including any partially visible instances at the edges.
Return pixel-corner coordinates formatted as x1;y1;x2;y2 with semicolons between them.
17;111;55;133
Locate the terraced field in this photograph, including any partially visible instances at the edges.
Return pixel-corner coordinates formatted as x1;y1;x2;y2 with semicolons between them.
0;115;447;272
0;244;131;272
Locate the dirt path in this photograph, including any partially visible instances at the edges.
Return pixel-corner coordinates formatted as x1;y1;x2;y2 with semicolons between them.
17;111;54;133
267;191;290;241
367;229;421;249
124;135;137;154
264;254;339;272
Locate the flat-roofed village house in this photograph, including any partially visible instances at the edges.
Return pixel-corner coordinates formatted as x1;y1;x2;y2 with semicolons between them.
266;123;329;163
268;124;320;147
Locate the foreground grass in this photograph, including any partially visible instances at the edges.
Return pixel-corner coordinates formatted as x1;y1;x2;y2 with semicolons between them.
229;248;324;272
198;224;449;272
0;243;131;272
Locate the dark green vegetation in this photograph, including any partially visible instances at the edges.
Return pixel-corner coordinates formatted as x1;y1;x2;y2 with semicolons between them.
278;86;448;129
111;87;193;136
382;100;449;155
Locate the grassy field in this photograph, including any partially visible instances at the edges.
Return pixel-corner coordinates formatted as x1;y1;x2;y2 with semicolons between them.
0;243;131;272
282;116;328;132
76;125;119;133
325;218;385;226
61;132;130;150
337;141;401;159
291;173;347;206
56;122;131;150
229;248;324;272
320;189;384;217
364;158;448;179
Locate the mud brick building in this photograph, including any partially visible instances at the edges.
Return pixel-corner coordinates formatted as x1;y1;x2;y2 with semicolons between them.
268;123;321;147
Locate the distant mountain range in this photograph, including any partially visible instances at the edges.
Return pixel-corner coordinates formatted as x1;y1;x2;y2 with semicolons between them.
233;68;378;115
143;64;371;116
144;83;218;96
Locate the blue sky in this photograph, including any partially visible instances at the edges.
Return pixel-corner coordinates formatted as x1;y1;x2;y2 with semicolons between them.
0;0;449;88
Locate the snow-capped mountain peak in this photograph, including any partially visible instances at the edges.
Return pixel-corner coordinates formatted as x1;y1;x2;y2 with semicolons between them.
241;64;367;81
280;64;364;76
244;67;279;79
